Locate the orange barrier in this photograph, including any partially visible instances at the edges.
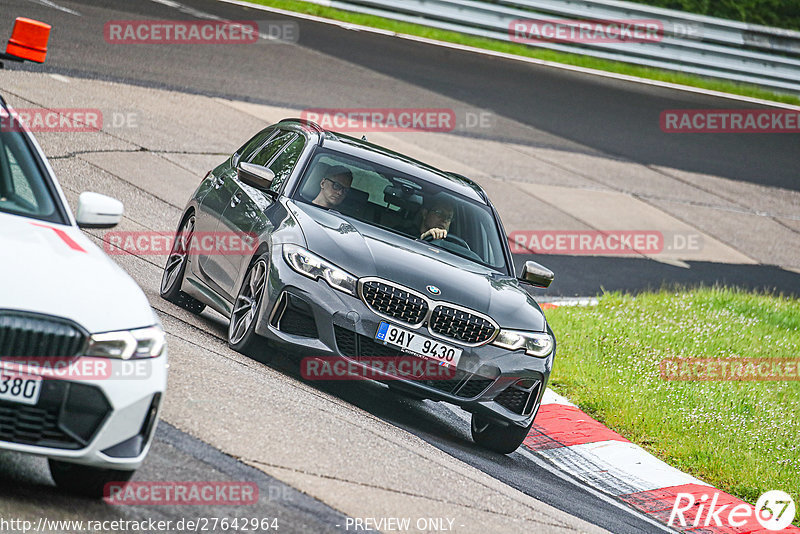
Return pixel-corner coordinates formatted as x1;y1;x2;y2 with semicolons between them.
6;17;51;63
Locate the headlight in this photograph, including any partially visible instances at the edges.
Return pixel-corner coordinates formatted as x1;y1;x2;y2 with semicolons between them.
283;244;357;296
492;329;553;358
85;325;166;360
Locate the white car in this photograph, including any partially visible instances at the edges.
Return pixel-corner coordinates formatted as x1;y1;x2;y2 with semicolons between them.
0;94;167;496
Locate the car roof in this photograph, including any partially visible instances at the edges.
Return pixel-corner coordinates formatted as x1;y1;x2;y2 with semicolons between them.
277;118;489;204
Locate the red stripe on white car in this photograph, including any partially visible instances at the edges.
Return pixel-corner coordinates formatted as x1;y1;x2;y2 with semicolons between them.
30;222;86;252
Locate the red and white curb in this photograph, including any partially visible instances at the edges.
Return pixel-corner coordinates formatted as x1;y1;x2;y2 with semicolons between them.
538;297;600;310
526;390;800;533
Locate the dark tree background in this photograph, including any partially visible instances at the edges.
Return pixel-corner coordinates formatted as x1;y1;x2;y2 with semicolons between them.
637;0;800;30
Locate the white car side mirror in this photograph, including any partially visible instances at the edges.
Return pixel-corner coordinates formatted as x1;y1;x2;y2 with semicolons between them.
76;192;124;229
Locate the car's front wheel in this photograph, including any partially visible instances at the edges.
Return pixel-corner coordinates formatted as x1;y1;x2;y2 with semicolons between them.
160;213;206;314
228;254;270;359
471;413;532;454
48;459;134;497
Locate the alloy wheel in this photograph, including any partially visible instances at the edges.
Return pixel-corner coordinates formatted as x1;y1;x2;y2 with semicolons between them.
229;258;268;345
161;215;195;294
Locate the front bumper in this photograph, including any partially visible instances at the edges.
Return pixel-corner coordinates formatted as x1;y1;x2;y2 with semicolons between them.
0;354;167;471
255;247;552;428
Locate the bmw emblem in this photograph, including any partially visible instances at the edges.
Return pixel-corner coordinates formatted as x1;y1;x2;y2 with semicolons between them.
426;285;441;296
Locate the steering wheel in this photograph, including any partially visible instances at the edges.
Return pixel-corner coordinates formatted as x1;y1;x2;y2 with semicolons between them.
423;232;471;250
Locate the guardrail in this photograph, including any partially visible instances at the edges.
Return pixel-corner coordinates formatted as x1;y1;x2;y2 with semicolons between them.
304;0;800;94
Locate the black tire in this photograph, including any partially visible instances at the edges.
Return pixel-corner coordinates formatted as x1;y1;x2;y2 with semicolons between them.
48;459;135;498
470;413;532;454
160;213;206;314
228;254;270;359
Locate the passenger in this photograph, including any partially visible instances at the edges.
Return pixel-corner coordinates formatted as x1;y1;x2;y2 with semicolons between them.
312;166;352;208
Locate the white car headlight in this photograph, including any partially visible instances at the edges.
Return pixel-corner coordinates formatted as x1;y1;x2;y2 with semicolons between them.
492;329;554;358
85;325;166;360
283;244;357;296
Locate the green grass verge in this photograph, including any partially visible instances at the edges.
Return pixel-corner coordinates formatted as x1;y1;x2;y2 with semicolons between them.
545;288;800;517
245;0;800;106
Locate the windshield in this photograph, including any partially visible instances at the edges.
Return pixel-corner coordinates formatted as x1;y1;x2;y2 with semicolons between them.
0;123;63;224
293;148;508;270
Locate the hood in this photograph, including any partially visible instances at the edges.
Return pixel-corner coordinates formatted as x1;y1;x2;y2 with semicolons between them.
0;212;156;333
289;202;545;332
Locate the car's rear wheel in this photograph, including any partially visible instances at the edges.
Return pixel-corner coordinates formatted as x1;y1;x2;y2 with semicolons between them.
228;254;270;359
160;213;205;314
48;459;134;498
471;413;532;454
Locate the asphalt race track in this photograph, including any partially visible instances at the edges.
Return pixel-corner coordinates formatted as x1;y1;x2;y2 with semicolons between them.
0;0;798;532
4;0;798;296
3;0;798;190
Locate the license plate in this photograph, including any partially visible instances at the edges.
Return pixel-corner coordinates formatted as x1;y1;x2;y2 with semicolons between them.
0;371;42;406
375;321;462;367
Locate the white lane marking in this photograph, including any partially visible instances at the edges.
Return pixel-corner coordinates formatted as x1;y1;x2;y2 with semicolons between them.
150;0;182;7
515;447;678;534
49;73;70;83
538;440;710;495
214;0;800;111
25;0;81;16
649;256;692;269
540;388;577;407
441;402;676;533
539;296;600;307
147;0;295;42
150;0;224;21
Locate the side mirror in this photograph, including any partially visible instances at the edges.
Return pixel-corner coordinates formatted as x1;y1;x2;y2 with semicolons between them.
237;162;275;191
76;192;124;229
520;260;554;288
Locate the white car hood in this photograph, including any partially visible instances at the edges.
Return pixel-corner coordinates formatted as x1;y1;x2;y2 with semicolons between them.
0;212;155;333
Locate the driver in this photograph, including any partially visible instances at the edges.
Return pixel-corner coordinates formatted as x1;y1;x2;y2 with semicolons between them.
312;166;352;208
417;194;455;240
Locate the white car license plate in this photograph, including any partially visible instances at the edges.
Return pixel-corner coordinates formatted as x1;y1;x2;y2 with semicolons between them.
0;371;42;406
375;321;462;367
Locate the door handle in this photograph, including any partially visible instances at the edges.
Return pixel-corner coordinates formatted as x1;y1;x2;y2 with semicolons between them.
230;192;242;208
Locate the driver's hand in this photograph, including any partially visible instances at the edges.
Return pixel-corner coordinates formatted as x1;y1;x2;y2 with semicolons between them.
421;228;447;240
